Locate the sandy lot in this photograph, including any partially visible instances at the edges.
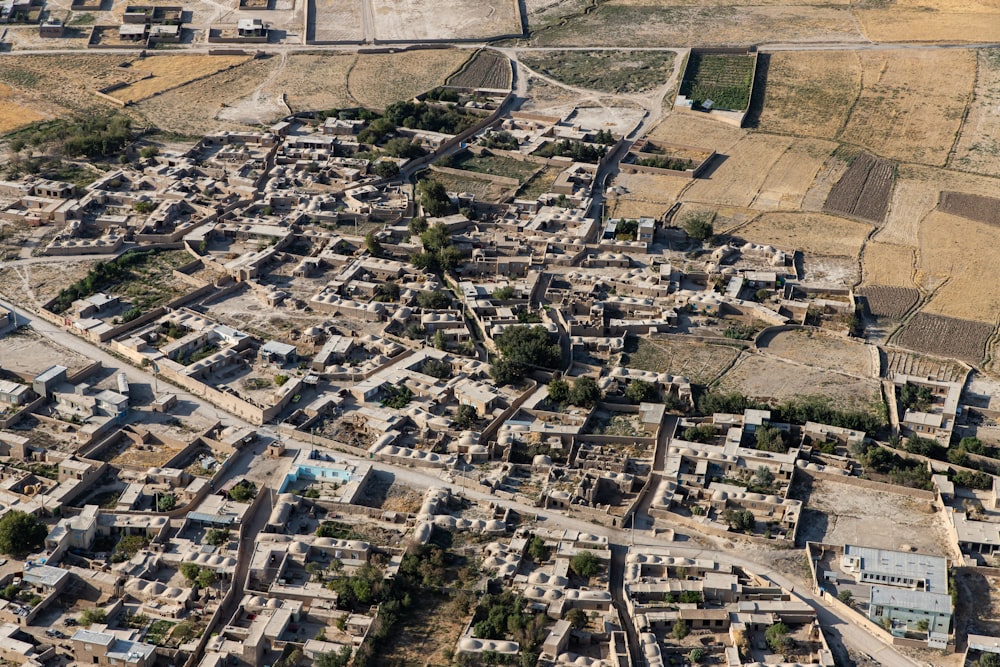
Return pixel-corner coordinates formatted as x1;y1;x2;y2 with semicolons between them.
859;242;916;288
347;50;469;109
839;49;975;167
756;51;861;140
647;112;745;152
735;212;871;258
952;49;1000;177
0;329;92;378
370;0;520;41
795;478;952;557
718;353;880;411
758;328;874;378
310;0;364;43
0;83;44;133
683;134;793;208
751;138;837;210
623;336;740;385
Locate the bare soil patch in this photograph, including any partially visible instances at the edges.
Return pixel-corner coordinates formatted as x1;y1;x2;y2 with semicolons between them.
795;477;951;556
755;50;860;139
735;212;870;257
839;50;975;166
259;54;357;113
758;328;874;378
646;112;745;152
751;138;836;210
937;191;1000;227
893;312;994;365
822;151;895;224
370;0;520;41
854;5;1000;43
0;328;92;379
683;133;793;208
718;353;880;411
0;83;45;133
855;286;920;320
106;55;252;104
622;336;740;385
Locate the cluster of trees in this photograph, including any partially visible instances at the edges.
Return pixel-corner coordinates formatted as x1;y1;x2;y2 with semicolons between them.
697;391;888;437
11;113;134;160
765;622;791;652
899;382;934;412
724;508;755;532
156;493;176;512
381;384;413;409
624;379;658;404
754;426;788;453
569;550;602;578
412;216;463;272
636;156;695;171
683;214;714;242
51;249;163;314
383;100;479;135
614;218;639;241
423;88;462;103
491;325;561;385
535;139;606;163
472;591;546;667
682;424;716;443
851;440;933;490
415;288;452;309
455;403;478;428
180;562;219;589
420;358;452;379
481;130;519;150
0;510;46;558
326;562;388;610
228;481;256;503
547;376;601;408
112;534;149;563
416;179;455;218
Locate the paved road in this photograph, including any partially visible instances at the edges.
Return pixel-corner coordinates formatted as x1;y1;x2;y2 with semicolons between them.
0;298;923;667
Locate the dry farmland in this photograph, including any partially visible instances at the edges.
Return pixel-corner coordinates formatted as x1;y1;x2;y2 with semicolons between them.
822;152;895;224
0;54;125;114
519;49;676;94
447;50;513;89
893;312;994;365
855;286;920;320
838;50;975;166
952;50;1000;177
884;349;967;383
918;211;1000;323
270;54;357;112
310;0;365;43
347;50;470;109
859;242;916;288
608;171;693;209
938;192;1000;227
623;336;740;385
752;138;836;210
531;1;864;48
0;83;44;133
683;134;793;208
734;212;871;258
755;51;860;139
758;328;874;378
370;0;520;41
717;354;881;412
854;0;1000;44
105;55;252;104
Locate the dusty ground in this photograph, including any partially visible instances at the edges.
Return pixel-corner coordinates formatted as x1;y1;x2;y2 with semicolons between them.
607;171;693;216
755;51;861;139
311;0;364;43
370;0;520;41
718;353;880;411
757;329;874;379
795;478;952;556
855;1;1000;43
750;138;836;210
0;83;45;133
106;55;252;104
918;210;1000;322
0;259;100;309
734;212;871;258
839;49;975;167
859;242;916;288
621;336;741;385
0;328;92;378
952;50;1000;177
646;112;745;153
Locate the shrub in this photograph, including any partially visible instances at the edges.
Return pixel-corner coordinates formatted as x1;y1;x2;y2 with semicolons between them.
80;608;108;627
684;214;713;241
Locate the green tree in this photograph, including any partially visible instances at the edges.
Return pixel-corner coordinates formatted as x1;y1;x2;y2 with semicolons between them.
408;216;428;235
416;290;451;309
753;465;774;488
196;568;217;588
181;562;201;582
755;426;788;453
316;645;352;667
0;510;47;558
724;508;755;532
624;379;657;404
490;357;524;386
417;179;452;217
527;535;547;561
570;550;601;579
80;608;108;627
205;529;229;546
547;379;570;404
492;286;515;300
689;648;706;663
672;618;688;640
455;404;478;428
765;622;790;652
981;653;1000;667
564;608;587;630
364;232;382;257
229;482;256;503
139;145;159;159
568;376;601;408
837;589;852;604
157;494;176;512
683;214;713;241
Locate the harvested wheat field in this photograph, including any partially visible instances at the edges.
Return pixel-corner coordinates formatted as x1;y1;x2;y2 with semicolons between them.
718;354;881;412
131;58;280;135
752;138;837;210
860;242;916;288
606;198;672;220
347;50;470;110
609;171;692;208
839;50;975;166
758;328;875;378
755;51;861;139
0;54;125;114
0;83;44;133
106;55;252;104
855;286;920;320
918;210;1000;323
267;54;357;112
647;112;745;152
623;336;740;385
952;50;1000;177
735;212;871;257
894;312;994;365
684;134;793;208
877;165;1000;245
855;0;1000;43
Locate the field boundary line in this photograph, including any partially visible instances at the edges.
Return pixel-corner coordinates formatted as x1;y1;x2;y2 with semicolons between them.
109;57;253;106
342;53;362;105
445;48;480;85
944;51;978;171
833;51;865;142
884;277;946;347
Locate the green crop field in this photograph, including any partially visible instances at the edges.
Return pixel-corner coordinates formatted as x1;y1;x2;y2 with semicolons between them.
679;53;755;111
